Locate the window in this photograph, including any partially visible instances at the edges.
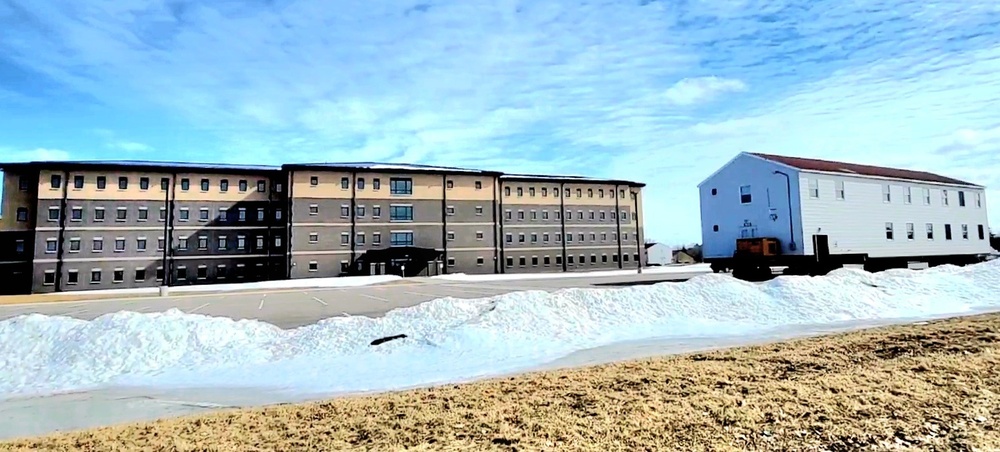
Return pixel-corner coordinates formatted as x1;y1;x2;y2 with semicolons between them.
200;179;210;191
115;207;127;221
923;188;931;205
390;205;413;221
599;211;606;221
71;206;83;221
18;176;29;191
199;208;210;221
91;269;102;283
587;188;593;198
390;232;414;246
15;239;26;253
589;211;595;220
158;207;167;221
518;210;525;220
531;233;538;243
446;180;454;189
177;266;187;280
555;233;561;242
93;237;104;252
475;180;482;190
506;257;513;267
50;174;62;189
529;187;535;197
341;177;349;189
110;268;124;283
16;207;28;222
447;231;455;241
339;205;349;218
942;190;949;206
519;233;525;243
567;255;574;264
197;266;208;279
590;255;597;263
341;232;350;245
138;177;149;190
961;224;969;240
577;210;583;220
309;204;319;216
556;256;563;265
390;178;412;195
220;179;229;192
73;175;84;189
356;233;365;245
544;256;551;265
882;185;891;203
273;182;282;193
975;192;982;208
836;180;845;199
115;238;126;252
505;187;511;197
906;223;914;240
905;186;912;204
475;231;484;240
447;257;456;267
531;256;538;266
945;224;953;240
926;223;934;240
257;180;266;192
543;233;550;242
198;236;208;250
238;208;246;221
67;270;78;285
446;206;455;216
179;208;189;221
978;224;985;240
114;176;127;190
218;208;228;222
357;178;365;190
885;222;894;240
517;187;523;197
505;210;512;220
578;233;585;242
179;237;189;250
739;185;752;204
373;232;381;245
239;180;248;192
373;178;381;190
519;257;526;266
308;232;319;244
135;268;146;282
218;236;228;249
47;207;60;221
237;235;246;250
373;206;382;217
477;257;485;266
45;239;57;253
310;176;319;186
157;237;165;251
959;191;966;207
309;261;318;272
505;233;513;243
275;209;282;220
475;206;483;216
138;207;148;221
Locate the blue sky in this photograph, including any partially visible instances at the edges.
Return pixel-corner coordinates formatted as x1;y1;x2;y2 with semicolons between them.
1;0;999;244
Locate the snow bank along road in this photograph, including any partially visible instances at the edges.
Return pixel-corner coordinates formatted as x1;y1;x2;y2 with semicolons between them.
1;261;998;440
0;265;711;328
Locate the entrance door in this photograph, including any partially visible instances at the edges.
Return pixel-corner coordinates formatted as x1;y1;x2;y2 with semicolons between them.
812;234;830;262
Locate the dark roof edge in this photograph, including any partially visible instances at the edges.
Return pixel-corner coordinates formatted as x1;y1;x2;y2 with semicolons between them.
281;163;503;176
499;174;646;187
0;160;282;174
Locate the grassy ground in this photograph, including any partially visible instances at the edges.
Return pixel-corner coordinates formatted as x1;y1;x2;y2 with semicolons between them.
3;313;1000;451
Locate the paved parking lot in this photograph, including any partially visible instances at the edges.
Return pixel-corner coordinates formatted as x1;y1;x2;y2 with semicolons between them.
0;269;711;329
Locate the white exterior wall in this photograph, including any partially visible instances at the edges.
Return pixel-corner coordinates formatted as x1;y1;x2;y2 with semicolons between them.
699;154;805;259
798;172;992;258
646;243;672;265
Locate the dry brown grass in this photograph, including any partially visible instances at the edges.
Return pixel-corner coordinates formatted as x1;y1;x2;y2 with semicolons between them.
4;313;1000;451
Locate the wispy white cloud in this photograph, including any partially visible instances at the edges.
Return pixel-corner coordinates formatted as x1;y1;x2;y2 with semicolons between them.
0;147;71;162
1;0;999;241
663;77;748;106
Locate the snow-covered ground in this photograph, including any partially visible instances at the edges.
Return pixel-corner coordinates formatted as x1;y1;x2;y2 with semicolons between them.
1;260;998;405
432;263;710;281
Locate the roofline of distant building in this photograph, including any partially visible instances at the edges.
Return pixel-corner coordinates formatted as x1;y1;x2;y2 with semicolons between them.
0;160;282;175
0;160;646;187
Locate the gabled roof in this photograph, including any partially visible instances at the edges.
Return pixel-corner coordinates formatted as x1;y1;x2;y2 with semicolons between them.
750;153;981;187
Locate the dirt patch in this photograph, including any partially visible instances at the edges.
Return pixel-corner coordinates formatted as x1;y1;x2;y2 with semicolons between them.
3;314;1000;451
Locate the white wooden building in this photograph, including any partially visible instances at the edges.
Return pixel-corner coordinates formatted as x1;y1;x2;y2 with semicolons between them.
645;242;673;265
698;152;992;263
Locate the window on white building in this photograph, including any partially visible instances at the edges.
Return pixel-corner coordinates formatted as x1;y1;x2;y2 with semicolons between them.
739;185;752;204
808;179;819;198
882;185;891;203
885;222;894;240
835;180;845;200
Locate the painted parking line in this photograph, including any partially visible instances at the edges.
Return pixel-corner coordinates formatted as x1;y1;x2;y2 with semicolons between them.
63;308;90;316
312;296;328;306
437;285;505;296
258;294;266;310
188;303;210;314
357;292;390;302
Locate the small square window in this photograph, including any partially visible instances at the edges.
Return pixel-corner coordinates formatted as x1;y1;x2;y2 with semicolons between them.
118;177;128;190
220;179;229;192
200;179;210;191
43;270;56;285
310;176;319;186
475;180;482;190
140;177;150;190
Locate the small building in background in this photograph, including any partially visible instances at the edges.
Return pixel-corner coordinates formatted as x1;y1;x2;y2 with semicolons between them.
645;242;672;265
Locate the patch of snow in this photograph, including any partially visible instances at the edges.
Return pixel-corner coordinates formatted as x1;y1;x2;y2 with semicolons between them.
1;260;998;400
434;264;710;281
40;275;404;297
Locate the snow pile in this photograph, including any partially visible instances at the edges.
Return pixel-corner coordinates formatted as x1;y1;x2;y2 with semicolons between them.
1;260;998;399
